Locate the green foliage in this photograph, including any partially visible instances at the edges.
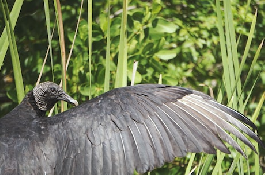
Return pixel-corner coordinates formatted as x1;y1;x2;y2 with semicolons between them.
0;0;264;174
0;0;24;102
0;0;24;70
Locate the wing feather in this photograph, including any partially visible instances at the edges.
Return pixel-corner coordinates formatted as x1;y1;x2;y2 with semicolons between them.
91;143;103;175
114;130;127;175
138;97;188;158
176;100;246;156
135;95;178;161
128;122;150;173
109;133;121;175
192;91;257;129
83;131;92;174
148;112;175;162
171;102;230;154
185;94;262;145
156;105;187;156
180;95;257;152
134;120;155;171
162;103;203;153
102;138;112;175
137;96;188;157
144;115;165;167
73;137;85;175
120;130;135;174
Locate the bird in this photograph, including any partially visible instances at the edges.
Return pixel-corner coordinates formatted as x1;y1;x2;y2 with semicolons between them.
0;82;263;175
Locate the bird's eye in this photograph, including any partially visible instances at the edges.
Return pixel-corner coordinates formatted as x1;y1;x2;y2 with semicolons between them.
50;87;56;92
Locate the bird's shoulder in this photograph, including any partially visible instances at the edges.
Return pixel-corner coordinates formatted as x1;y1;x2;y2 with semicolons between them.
0;91;46;139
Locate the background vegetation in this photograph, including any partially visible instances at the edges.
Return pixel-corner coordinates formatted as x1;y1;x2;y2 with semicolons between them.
0;0;264;174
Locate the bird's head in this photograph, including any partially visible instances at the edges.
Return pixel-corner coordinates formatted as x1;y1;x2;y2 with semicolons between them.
32;82;78;111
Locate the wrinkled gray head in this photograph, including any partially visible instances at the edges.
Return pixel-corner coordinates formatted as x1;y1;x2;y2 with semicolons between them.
33;82;78;111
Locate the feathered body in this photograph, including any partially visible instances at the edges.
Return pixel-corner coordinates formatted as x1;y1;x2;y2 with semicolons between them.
0;83;263;175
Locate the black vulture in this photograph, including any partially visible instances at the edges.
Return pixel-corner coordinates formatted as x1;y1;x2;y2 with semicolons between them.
0;82;263;175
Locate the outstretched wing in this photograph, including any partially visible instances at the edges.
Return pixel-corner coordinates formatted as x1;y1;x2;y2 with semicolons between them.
0;84;262;175
45;84;262;174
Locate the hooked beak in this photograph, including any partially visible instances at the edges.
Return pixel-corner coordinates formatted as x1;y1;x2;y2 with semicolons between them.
69;98;79;106
59;93;78;106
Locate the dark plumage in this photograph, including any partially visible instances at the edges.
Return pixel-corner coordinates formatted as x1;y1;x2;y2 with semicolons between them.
0;82;263;175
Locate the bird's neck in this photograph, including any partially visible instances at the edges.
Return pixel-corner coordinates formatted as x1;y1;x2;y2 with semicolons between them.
26;91;47;117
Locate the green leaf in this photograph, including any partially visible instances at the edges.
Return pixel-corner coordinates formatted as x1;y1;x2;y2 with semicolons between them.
0;0;24;70
152;0;161;14
150;18;178;35
154;48;178;60
1;0;24;102
155;37;165;51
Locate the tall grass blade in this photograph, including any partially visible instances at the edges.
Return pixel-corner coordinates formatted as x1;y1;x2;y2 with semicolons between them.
241;73;260;112
0;0;24;102
231;9;257;104
88;0;92;98
115;0;128;88
252;92;264;175
227;74;260;175
225;0;242;107
104;0;111;92
0;0;24;70
251;92;264;123
242;40;263;93
195;153;204;175
200;154;214;175
239;9;257;77
43;0;54;80
212;151;225;175
54;0;67;111
214;0;234;172
223;0;237;108
185;153;196;175
216;0;231;99
227;154;240;175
